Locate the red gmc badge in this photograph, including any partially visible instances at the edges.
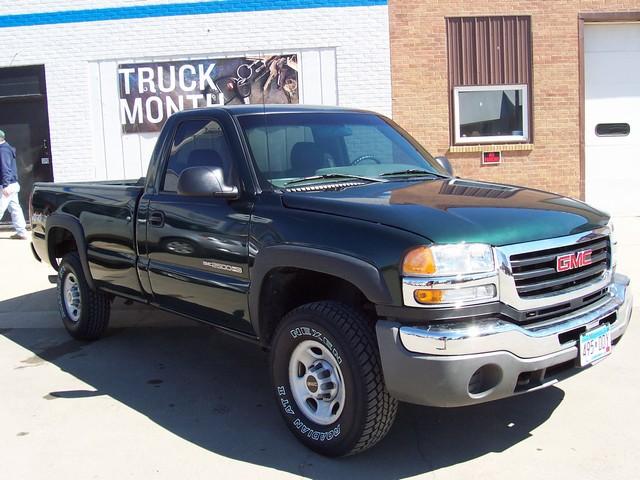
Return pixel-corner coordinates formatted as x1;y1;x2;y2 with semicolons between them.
556;249;593;272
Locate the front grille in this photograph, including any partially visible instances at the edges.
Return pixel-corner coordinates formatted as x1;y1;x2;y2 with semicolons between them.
510;236;610;298
519;287;609;325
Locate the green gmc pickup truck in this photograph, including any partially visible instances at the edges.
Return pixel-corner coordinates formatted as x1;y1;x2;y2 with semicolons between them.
30;106;632;456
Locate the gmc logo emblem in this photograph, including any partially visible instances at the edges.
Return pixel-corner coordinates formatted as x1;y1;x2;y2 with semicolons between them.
556;249;593;272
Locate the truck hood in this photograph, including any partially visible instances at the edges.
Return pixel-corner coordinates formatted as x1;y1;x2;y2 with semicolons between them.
281;178;609;246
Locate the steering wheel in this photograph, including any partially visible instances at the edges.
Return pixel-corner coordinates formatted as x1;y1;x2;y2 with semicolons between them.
351;154;381;165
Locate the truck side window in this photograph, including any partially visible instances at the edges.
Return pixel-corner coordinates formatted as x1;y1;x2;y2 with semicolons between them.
162;119;235;192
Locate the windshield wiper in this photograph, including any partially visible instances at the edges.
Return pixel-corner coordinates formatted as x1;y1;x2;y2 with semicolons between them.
284;173;386;186
379;169;449;178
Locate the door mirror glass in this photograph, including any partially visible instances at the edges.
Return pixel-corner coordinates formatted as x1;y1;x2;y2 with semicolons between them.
177;166;239;199
435;156;454;176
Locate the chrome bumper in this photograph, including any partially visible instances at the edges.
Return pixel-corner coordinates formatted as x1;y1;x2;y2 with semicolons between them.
376;273;632;407
399;273;632;359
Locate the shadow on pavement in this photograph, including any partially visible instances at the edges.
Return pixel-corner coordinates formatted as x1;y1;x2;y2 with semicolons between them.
1;288;565;479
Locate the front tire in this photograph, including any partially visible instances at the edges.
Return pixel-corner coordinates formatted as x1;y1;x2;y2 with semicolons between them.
270;301;397;457
57;252;111;340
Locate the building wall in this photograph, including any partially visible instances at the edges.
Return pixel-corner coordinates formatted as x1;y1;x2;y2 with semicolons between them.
0;0;391;181
389;0;640;199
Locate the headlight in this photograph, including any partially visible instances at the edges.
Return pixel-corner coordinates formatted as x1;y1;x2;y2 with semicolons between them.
403;244;495;276
402;243;498;307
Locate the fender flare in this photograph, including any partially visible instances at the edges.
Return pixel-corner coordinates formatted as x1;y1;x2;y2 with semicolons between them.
249;245;393;338
45;213;96;291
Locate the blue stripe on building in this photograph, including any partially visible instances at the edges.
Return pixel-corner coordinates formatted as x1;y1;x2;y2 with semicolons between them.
0;0;387;28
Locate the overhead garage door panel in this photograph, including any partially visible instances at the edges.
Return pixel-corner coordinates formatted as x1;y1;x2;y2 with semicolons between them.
585;23;640;217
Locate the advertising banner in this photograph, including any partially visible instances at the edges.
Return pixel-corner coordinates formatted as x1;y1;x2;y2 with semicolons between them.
118;54;299;133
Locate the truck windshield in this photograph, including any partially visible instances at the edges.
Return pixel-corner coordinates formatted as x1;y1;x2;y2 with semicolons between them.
237;112;445;189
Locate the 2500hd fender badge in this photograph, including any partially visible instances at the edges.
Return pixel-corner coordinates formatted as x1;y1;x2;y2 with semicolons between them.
202;261;243;274
556;249;593;272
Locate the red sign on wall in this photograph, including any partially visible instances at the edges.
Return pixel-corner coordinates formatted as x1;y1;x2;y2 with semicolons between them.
482;151;502;165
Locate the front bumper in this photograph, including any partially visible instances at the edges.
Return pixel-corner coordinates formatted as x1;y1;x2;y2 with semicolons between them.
377;273;633;407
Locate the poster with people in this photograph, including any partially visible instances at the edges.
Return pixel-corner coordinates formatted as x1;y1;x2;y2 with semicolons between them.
118;54;299;133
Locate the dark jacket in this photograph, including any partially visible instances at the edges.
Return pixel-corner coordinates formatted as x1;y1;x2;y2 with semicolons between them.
0;141;18;188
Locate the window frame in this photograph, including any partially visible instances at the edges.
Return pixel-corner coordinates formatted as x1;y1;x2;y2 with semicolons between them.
236;112;445;190
160;117;234;193
452;84;530;145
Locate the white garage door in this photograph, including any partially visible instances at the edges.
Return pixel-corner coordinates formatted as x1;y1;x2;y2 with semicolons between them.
585;23;640;216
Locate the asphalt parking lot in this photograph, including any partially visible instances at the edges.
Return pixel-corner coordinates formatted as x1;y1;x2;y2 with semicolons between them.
1;219;639;479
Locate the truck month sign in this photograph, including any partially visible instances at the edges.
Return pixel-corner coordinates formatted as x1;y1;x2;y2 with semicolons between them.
118;55;299;133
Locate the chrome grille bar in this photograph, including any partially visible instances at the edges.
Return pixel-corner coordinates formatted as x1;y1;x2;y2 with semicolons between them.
509;239;608;269
510;236;610;298
495;227;613;312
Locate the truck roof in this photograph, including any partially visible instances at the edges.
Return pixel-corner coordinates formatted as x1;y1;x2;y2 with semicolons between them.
173;104;373;117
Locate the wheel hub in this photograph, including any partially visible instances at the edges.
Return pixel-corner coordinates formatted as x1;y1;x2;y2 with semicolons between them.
288;340;346;425
62;273;82;322
305;375;319;393
305;360;339;401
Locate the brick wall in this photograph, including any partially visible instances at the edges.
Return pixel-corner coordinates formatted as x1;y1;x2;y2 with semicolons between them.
389;0;639;199
0;1;391;181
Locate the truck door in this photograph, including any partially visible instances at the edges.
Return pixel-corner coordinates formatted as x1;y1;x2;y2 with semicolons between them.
141;114;253;334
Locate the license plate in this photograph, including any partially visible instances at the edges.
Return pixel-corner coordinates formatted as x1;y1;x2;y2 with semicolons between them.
579;323;612;367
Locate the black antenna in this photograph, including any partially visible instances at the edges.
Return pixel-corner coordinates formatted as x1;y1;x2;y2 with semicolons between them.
263;54;270;182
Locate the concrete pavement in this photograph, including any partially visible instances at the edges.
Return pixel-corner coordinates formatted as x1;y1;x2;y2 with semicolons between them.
0;218;639;479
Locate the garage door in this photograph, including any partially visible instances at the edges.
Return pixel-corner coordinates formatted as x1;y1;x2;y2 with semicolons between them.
585;23;640;216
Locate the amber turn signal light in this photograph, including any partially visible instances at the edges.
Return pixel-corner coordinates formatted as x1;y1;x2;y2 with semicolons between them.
403;246;437;275
414;289;444;304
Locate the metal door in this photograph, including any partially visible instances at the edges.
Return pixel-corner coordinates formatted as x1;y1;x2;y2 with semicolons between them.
0;65;53;224
141;114;254;334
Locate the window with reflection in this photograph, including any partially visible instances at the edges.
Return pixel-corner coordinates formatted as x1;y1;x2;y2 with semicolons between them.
447;16;532;145
162;119;234;192
454;85;529;143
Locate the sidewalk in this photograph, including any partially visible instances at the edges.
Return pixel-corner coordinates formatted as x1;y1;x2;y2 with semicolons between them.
0;218;638;480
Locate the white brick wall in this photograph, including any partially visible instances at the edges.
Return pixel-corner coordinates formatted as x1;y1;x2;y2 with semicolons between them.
0;3;391;181
0;0;203;15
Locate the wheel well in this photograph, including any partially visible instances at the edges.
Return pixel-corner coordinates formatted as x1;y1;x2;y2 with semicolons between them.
48;227;78;270
258;268;376;345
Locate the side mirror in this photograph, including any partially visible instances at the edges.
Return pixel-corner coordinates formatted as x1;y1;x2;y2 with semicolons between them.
177;166;239;199
435;156;454;176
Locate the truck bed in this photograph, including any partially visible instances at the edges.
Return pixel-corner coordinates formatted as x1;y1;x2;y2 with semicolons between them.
31;179;146;298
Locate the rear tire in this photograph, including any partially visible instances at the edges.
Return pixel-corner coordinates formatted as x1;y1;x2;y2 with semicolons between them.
57;252;111;340
270;301;398;457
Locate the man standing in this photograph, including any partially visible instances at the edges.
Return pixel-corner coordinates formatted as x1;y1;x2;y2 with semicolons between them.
0;130;28;240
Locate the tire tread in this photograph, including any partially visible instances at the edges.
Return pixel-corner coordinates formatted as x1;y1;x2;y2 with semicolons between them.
58;252;111;340
283;301;398;456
